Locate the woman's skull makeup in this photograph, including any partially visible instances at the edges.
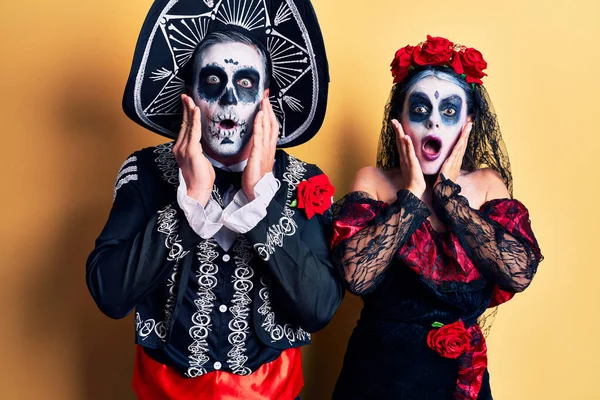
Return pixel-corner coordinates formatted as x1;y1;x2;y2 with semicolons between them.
401;76;469;175
191;42;267;157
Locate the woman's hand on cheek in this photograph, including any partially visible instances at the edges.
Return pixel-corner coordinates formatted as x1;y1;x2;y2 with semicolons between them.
393;119;426;198
435;122;472;186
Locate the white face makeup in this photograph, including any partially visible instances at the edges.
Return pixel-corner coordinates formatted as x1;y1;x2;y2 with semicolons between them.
192;42;267;157
400;76;469;175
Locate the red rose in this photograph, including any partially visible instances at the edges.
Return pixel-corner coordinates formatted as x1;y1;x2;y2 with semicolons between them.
427;320;473;359
450;50;464;75
391;45;416;84
413;35;454;66
457;47;487;84
296;174;335;219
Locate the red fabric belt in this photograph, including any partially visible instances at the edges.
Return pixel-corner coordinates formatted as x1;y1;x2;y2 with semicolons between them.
132;346;303;400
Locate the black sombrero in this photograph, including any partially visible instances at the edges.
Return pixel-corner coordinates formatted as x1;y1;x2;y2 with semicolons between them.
123;0;329;148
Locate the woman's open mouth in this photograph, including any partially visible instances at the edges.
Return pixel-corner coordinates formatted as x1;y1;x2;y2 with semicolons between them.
421;136;442;161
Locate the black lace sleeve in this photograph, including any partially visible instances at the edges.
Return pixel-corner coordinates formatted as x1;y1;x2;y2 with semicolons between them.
432;175;542;293
332;190;431;296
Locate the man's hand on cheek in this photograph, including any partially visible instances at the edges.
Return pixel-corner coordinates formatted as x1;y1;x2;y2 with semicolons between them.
242;95;279;202
173;94;216;206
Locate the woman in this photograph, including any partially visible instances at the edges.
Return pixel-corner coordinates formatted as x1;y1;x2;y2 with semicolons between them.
330;36;542;399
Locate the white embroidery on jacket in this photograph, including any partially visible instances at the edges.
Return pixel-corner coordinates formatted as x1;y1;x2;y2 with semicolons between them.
186;239;219;377
253;155;306;260
226;237;254;375
113;155;138;202
257;276;310;344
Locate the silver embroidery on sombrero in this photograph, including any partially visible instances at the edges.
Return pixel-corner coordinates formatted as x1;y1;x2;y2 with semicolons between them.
134;0;319;145
253;155;306;261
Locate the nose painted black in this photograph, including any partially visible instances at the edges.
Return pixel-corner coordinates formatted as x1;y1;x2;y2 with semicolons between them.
220;88;238;106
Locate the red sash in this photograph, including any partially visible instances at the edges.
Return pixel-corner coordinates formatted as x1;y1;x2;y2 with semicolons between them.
132;346;303;400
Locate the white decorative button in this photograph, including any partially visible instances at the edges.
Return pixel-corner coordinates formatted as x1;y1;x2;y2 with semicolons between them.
222;254;230;262
219;305;228;313
214;361;222;370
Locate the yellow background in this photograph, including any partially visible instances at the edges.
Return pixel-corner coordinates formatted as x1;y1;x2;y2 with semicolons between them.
1;0;597;398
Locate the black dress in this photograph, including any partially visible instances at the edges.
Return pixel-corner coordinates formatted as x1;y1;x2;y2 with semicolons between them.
330;177;542;400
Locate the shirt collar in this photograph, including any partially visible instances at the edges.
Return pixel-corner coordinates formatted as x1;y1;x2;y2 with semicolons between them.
204;154;248;173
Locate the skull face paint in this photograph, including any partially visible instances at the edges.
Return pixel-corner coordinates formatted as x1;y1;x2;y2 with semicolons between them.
400;76;468;175
191;42;267;157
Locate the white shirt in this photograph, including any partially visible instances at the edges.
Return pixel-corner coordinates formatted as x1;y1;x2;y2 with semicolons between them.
176;155;279;251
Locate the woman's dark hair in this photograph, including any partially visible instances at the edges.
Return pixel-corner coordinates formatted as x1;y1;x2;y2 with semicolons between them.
377;65;513;194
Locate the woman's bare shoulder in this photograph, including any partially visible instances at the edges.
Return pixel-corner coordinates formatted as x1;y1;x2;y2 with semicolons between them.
351;167;401;201
460;168;510;202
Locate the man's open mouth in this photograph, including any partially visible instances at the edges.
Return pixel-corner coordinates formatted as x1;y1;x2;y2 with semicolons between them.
219;119;237;130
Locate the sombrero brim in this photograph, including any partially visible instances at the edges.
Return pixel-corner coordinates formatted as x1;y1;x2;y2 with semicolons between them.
122;0;329;148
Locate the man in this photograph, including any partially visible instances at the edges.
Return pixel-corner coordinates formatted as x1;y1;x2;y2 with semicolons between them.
86;1;342;398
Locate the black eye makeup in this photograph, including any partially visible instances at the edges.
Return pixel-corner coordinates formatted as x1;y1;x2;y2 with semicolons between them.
408;92;433;123
197;65;228;102
439;95;463;126
233;68;261;103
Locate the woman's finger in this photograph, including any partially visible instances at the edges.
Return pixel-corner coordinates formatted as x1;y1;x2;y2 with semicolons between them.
393;119;407;159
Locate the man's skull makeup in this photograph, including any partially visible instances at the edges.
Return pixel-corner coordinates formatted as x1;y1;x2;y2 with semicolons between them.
400;76;469;175
191;41;267;157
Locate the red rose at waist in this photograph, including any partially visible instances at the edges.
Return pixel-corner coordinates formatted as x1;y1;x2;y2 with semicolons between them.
297;174;335;219
427;320;473;359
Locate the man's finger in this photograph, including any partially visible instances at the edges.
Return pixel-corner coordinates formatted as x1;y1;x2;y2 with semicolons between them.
262;98;272;148
189;105;202;152
268;100;279;148
253;110;264;138
185;96;197;146
174;94;189;153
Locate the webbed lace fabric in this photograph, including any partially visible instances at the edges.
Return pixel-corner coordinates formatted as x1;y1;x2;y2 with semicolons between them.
331;190;430;295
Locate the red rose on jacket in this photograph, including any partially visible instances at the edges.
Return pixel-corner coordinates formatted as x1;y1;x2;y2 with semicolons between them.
427;320;473;359
297;174;335;219
391;45;416;84
413;35;454;66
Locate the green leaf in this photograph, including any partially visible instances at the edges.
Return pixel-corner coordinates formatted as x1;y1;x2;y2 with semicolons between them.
431;321;444;328
290;199;298;207
461;73;467;78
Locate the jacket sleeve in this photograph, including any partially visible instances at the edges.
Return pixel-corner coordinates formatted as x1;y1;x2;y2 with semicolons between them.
86;152;199;319
243;167;344;333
